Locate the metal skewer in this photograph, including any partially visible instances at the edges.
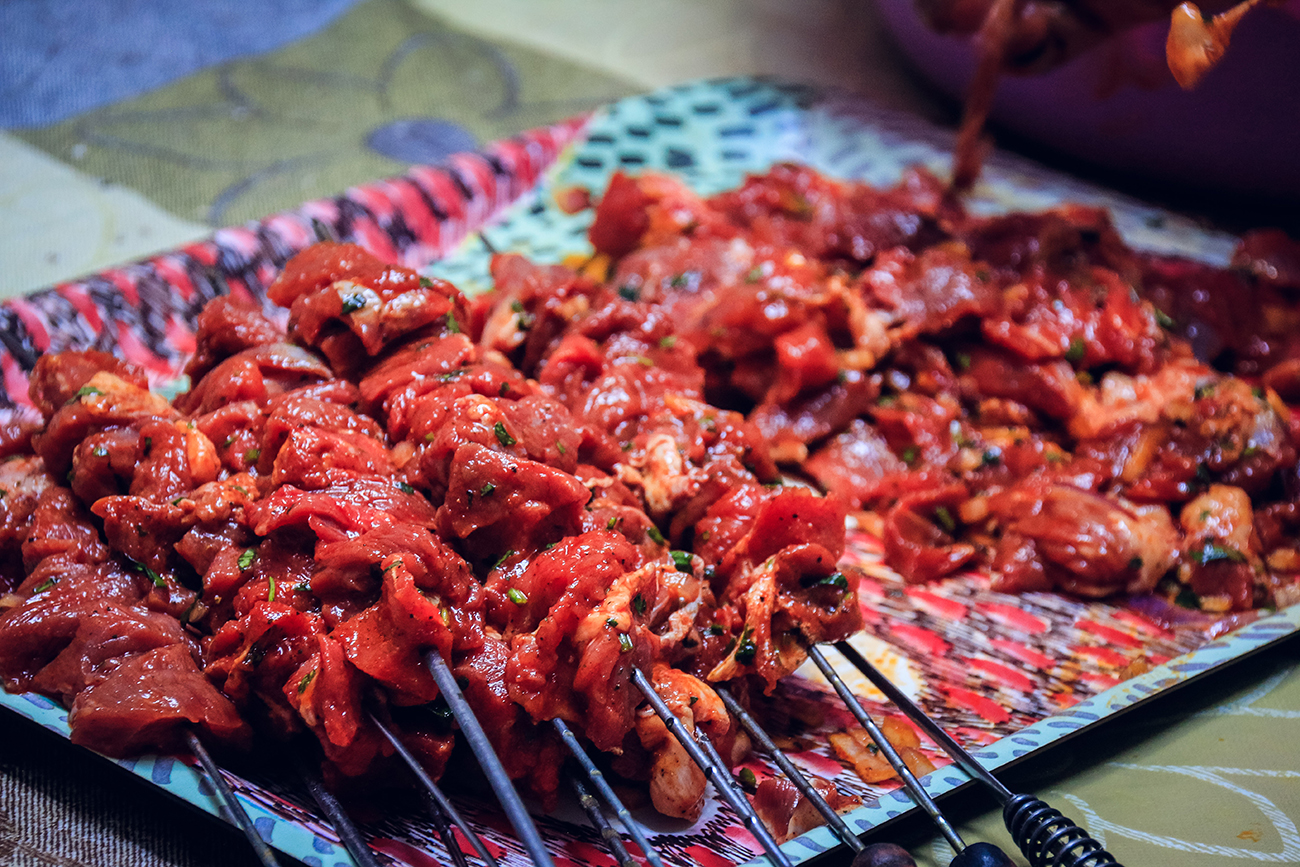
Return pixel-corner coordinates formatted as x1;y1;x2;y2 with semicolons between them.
293;749;383;867
552;718;666;867
185;731;283;867
371;713;498;867
715;686;865;854
805;646;969;855
631;668;793;867
568;769;637;867
424;651;557;867
832;641;1121;867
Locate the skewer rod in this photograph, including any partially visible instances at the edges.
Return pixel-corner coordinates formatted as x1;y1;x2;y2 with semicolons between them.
805;645;966;853
631;669;793;867
371;714;498;867
715;687;864;854
552;718;666;867
832;641;1014;802
425;651;557;867
185;731;283;867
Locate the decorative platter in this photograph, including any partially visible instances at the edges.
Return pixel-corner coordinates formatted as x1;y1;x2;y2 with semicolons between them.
0;78;1295;867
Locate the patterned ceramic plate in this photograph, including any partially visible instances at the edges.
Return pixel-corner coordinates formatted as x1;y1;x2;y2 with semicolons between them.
0;79;1295;867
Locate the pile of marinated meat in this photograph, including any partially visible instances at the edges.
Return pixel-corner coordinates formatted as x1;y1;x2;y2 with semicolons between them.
0;162;1297;830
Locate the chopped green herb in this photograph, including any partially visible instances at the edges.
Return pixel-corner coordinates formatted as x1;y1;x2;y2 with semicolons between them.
631;593;647;616
480;483;496;497
658;335;677;349
1242;445;1260;458
267;575;277;603
934;506;956;533
556;441;566;455
670;273;689;288
419;276;434;288
689;695;699;706
1174;586;1200;609
607;516;621;531
238;549;256;570
223;436;235;448
901;445;919;465
1128;556;1144;570
734;627;757;664
510;300;524;313
33;578;55;593
493;549;517;571
515;313;535;331
621;441;634;452
646;526;665;545
296;581;311;593
606;617;619;628
507;588;528;605
700;530;711;542
981;448;1002;467
424;432;436;442
618;632;634;654
635;356;654;367
92;445;109;458
670;550;693;573
975;269;991;282
737;767;758;793
1191;542;1246;566
1252;386;1266;400
396;481;416;494
745;266;764;283
146;567;165;588
1154;308;1176;330
444;313;462;334
816;572;849;591
1065;337;1085;363
341;293;367;314
877;394;897;407
72;385;102;401
297;670;317;694
708;624;725;636
244;448;261;463
955;352;972;371
543;542;557;551
494;422;516;447
499;382;509;396
617;284;640;302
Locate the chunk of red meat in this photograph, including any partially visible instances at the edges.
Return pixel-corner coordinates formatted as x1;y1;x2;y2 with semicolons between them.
251;477;439;540
960;348;1084;421
356;333;476;419
176;344;333;416
205;603;325;736
32;602;191;704
284;635;384;777
454;637;566;806
805;419;906;508
435;443;590;565
0;457;54;570
69;643;250;755
184;296;284;381
35;373;177;479
986;480;1178;597
263;396;385;463
883;483;978;583
862;245;999;335
589;172;656;257
750;368;881;450
21;487;109;572
269;427;392;489
28;351;149;422
1233;228;1300;291
0;406;44;459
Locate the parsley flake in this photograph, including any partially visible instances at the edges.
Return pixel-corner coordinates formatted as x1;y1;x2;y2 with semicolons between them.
494;422;516;447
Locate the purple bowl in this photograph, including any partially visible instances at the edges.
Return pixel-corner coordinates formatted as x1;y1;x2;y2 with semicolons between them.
875;0;1300;199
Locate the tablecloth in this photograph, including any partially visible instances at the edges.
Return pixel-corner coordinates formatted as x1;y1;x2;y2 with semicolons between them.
1;2;1297;865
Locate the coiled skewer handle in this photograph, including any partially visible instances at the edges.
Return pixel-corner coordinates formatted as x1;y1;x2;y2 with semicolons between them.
1004;794;1121;867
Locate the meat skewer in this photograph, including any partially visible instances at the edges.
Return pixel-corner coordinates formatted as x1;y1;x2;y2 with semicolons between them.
372;713;495;867
832;641;1122;867
552;718;666;867
568;770;637;867
632;668;794;867
184;731;284;867
425;651;558;867
293;748;384;867
806;646;1024;867
715;686;865;855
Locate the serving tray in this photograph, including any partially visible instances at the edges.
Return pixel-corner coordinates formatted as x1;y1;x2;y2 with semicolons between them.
0;78;1293;867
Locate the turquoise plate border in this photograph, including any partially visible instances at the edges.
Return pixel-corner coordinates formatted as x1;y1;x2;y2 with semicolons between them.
0;78;1288;867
